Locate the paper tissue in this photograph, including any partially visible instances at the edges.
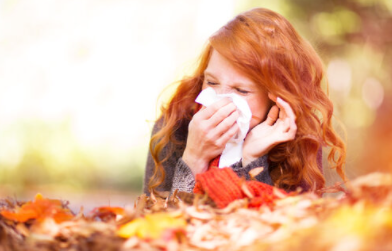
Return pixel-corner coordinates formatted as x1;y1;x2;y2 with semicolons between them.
195;87;252;167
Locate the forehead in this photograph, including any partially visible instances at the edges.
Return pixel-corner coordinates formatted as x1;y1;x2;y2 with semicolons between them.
205;50;257;88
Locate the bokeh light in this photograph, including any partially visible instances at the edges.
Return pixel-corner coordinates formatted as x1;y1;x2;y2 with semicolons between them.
0;0;391;208
362;78;384;110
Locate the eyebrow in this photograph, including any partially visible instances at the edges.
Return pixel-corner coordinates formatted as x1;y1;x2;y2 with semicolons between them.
203;71;217;79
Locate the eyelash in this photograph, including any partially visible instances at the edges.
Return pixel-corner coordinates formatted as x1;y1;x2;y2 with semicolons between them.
235;88;249;94
206;81;250;95
206;81;218;86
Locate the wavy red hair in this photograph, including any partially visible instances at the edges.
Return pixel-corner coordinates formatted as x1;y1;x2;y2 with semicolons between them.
148;8;346;192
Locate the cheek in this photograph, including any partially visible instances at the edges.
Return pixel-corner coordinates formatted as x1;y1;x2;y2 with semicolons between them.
247;98;270;129
201;82;208;90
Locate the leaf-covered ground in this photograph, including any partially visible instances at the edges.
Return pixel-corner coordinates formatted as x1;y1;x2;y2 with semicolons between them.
0;172;391;251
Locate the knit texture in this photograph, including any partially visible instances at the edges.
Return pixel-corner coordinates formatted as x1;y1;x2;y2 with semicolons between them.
143;117;323;195
193;167;286;209
144;118;273;195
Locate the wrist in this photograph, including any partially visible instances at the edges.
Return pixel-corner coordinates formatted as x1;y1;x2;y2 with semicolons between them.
242;155;255;167
182;152;209;177
243;142;270;167
242;151;267;167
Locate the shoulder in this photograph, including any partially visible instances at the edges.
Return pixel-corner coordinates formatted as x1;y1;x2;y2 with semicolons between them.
151;116;164;135
151;116;189;141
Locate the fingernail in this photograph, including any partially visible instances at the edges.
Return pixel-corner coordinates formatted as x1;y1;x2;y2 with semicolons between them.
277;97;281;102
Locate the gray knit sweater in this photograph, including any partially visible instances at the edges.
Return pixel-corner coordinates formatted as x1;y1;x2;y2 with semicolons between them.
143;118;322;195
144;118;276;195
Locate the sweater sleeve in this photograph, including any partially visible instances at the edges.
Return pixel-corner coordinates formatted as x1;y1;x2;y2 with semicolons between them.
170;157;196;193
143;118;184;195
170;154;274;194
144;118;274;194
143;121;161;195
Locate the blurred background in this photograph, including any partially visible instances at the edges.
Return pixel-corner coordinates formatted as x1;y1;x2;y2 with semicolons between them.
0;0;391;211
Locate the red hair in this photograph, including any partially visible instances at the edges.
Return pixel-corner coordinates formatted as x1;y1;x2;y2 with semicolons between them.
149;8;346;192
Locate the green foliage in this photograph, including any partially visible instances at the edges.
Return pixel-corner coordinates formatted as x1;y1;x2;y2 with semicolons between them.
0;119;145;193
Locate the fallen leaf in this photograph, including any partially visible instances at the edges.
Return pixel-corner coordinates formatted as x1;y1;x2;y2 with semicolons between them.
117;212;186;240
0;193;74;224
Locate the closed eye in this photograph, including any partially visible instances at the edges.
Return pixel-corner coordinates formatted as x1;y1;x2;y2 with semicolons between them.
207;81;219;86
235;88;250;95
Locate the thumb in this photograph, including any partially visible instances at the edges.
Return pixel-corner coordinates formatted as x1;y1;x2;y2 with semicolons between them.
265;105;279;126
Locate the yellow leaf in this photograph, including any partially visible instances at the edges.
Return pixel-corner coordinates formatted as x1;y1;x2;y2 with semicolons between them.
117;212;186;239
117;218;145;238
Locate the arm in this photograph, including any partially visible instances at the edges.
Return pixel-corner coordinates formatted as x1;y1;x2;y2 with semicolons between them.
144;98;240;195
182;98;240;176
143;118;184;195
143;120;163;194
171;158;196;193
172;154;274;194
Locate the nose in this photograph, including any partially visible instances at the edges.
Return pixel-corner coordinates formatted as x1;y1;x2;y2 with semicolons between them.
215;86;232;95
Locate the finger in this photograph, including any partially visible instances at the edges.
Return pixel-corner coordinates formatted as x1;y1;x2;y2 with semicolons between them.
276;97;296;121
274;117;290;133
265;105;279;126
197;98;232;120
214;110;239;136
208;102;237;126
215;122;239;147
268;93;277;103
278;118;297;142
285;118;297;139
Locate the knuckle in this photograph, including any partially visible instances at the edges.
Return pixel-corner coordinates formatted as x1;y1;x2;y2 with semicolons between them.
212;140;222;148
228;130;237;139
291;125;297;132
200;126;209;136
196;122;208;135
224;118;235;129
218;111;227;121
205;132;215;142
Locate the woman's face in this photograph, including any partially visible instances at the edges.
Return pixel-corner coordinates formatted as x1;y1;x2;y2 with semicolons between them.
202;50;272;129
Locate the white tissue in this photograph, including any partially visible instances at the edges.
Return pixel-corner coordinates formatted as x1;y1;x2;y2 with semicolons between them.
195;87;252;167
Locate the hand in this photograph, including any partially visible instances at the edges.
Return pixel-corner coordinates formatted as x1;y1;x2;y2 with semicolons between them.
242;94;297;167
183;98;240;176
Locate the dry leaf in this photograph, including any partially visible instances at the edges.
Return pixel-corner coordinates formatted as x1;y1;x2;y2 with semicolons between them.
0;193;74;224
117;212;186;240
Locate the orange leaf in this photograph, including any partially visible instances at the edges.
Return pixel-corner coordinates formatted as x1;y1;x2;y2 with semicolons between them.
89;206;125;222
0;193;74;223
92;206;125;216
1;208;37;222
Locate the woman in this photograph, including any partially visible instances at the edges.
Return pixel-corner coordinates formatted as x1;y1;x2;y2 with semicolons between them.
143;8;346;195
